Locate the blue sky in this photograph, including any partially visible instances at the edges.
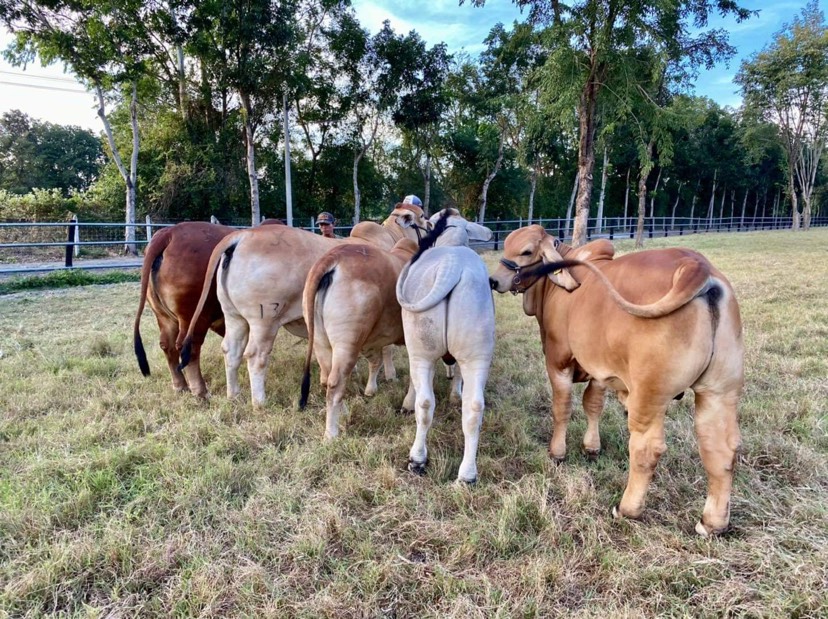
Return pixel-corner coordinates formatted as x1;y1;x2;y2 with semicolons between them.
0;0;822;130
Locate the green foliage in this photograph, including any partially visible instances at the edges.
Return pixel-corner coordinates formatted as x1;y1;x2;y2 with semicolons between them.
0;269;140;295
0;111;103;196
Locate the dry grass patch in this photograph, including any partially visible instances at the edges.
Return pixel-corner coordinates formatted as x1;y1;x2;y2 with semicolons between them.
0;229;826;617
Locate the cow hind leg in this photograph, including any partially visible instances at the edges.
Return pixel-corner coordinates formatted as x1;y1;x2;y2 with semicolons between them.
245;322;279;408
221;314;249;400
400;379;416;414
382;345;397;382
693;390;741;536
582;380;607;459
449;364;463;405
324;352;355;440
614;397;668;521
456;359;489;484
158;318;188;392
408;357;437;475
364;349;383;397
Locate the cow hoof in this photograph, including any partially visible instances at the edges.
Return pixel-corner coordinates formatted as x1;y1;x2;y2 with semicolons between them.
364;388;377;398
457;476;477;486
695;520;728;537
549;453;566;465
584;448;601;461
399;407;414;415
612;504;622;519
408;460;427;476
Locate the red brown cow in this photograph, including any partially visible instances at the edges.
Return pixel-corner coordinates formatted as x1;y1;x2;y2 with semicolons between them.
134;220;282;394
489;226;743;535
299;238;419;439
134;222;235;394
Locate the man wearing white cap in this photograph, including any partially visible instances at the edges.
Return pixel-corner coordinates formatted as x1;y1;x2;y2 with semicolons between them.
402;195;423;207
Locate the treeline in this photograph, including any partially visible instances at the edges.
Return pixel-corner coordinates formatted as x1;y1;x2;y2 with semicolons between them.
0;0;825;245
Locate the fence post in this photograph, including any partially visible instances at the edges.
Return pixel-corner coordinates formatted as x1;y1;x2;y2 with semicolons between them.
65;217;77;268
146;214;153;244
210;215;219;224
494;219;502;251
73;216;81;257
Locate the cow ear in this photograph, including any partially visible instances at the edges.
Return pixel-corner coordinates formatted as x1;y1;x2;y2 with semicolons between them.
396;213;415;229
465;222;493;242
539;235;580;291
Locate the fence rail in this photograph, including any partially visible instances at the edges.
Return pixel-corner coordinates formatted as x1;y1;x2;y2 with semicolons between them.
1;215;826;276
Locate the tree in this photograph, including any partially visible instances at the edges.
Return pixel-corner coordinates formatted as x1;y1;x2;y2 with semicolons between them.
187;0;298;225
1;0;161;253
0;111;102;195
737;1;828;230
465;0;751;246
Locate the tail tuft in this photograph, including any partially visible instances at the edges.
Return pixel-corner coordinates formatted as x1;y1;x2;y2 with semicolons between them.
178;336;193;371
135;331;151;377
299;367;311;409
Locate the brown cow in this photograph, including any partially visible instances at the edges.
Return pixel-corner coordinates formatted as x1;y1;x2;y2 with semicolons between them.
179;206;430;405
489;225;743;536
134;219;282;394
134;221;236;394
299;238;419;439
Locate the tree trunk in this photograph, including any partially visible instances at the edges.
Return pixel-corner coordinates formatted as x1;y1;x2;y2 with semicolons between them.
528;168;537;224
595;144;608;234
623;167;630;224
353;149;364;224
424;153;431;215
648;166;662;219
96;81;138;255
572;77;599;247
566;170;579;239
284;93;293;227
670;181;685;228
788;171;799;230
478;130;506;223
635;165;649;249
718;185;726;222
240;92;260;226
634;141;653;248
740;189;748;227
177;46;187;119
706;169;718;224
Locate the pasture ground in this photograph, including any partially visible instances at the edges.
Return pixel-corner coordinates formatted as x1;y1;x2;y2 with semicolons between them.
0;229;826;618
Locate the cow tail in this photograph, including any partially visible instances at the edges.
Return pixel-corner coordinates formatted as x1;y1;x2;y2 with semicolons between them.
134;229;172;376
178;234;239;370
300;255;337;409
538;257;712;318
396;256;462;313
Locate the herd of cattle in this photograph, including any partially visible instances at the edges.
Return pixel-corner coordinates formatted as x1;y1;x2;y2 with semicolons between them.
133;204;744;536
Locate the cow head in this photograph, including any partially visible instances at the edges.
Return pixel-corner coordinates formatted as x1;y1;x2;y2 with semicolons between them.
490;225;580;295
389;203;432;238
426;208;493;248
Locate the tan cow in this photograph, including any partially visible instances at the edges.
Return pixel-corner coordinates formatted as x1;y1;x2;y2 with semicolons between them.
134;221;236;394
489;225;743;536
299;238;419;439
179;206;430;405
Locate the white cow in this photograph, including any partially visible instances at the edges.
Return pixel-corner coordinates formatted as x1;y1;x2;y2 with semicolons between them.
395;209;495;483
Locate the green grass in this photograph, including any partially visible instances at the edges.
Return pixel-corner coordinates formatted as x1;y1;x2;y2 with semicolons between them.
0;229;826;617
0;269;140;296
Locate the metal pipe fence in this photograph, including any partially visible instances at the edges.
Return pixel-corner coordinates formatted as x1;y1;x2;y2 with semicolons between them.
1;214;826;276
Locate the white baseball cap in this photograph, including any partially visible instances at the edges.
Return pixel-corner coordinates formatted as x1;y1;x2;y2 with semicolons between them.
403;195;422;207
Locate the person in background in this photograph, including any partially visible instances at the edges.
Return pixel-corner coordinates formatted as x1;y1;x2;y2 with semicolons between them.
316;211;338;238
402;195;423;209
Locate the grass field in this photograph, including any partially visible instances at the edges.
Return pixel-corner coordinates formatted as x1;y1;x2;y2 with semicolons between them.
0;229;826;618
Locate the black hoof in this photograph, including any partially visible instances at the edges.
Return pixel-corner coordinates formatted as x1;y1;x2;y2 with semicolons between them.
457;477;477;486
550;454;565;466
584;448;601;461
408;459;427;476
